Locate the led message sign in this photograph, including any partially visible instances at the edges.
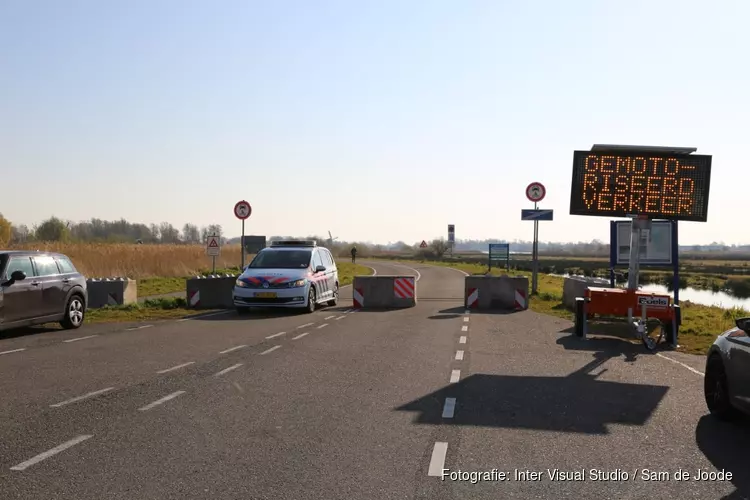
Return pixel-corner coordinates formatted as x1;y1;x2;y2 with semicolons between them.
569;151;712;221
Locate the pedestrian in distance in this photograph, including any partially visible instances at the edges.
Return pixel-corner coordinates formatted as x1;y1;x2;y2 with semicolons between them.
351;246;357;264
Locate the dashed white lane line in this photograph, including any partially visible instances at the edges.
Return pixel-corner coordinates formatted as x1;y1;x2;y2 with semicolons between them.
266;331;286;339
324;315;336;320
156;362;195;374
0;348;26;356
442;398;457;419
177;310;233;322
297;323;314;329
126;325;153;331
343;308;354;313
260;345;281;355
455;350;464;361
214;363;243;377
461;325;468;332
316;323;329;329
219;345;247;354
428;442;449;476
50;387;115;408
63;335;98;343
656;353;705;376
464;309;470;314
334;315;346;320
463;317;469;323
450;369;461;383
292;332;310;340
459;336;467;344
138;391;186;411
10;435;94;471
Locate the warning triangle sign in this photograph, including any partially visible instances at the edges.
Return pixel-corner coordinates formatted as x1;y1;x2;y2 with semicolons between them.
420;240;427;248
208;238;219;248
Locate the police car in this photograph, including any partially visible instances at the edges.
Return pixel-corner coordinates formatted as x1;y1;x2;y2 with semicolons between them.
233;240;339;314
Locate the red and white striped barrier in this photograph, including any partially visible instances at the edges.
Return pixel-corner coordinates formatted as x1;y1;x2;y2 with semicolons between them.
352;287;364;308
188;290;200;308
393;277;415;299
466;287;479;309
515;289;526;310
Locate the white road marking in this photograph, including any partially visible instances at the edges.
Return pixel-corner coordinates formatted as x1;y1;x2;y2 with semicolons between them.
387;263;421;282
461;325;468;332
464;309;470;314
297;323;314;329
10;435;93;471
138;391;186;411
463;317;469;323
266;331;286;339
442;398;457;418
428;442;449;476
334;315;346;320
324;315;336;320
450;369;461;383
316;323;329;329
214;363;243;377
292;332;309;340
343;309;353;314
260;345;281;355
178;310;232;322
455;350;464;361
459;336;467;344
126;325;153;331
656;353;705;376
219;344;247;354
156;361;195;374
50;387;115;408
0;348;26;356
63;335;98;343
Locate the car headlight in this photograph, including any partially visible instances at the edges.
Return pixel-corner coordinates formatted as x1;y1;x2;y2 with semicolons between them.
235;279;248;287
288;279;306;288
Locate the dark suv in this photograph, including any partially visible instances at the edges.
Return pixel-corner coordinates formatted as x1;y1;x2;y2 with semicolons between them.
0;251;88;332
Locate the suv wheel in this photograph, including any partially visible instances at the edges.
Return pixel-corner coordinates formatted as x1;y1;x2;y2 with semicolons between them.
306;287;316;313
61;294;85;330
705;355;735;420
327;283;338;306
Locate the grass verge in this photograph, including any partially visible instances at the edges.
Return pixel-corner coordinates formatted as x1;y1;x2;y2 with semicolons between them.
373;258;747;356
85;298;221;324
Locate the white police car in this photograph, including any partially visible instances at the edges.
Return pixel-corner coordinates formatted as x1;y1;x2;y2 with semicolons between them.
233;240;339;314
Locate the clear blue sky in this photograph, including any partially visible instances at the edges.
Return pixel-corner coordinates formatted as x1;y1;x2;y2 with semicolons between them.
2;0;748;245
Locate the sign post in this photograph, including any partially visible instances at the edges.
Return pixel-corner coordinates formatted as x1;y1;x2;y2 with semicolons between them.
448;224;455;256
206;233;221;273
234;200;252;269
524;182;548;294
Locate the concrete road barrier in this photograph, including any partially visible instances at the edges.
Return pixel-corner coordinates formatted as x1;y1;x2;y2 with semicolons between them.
352;275;417;309
562;276;610;310
465;275;529;311
86;277;137;309
186;274;238;309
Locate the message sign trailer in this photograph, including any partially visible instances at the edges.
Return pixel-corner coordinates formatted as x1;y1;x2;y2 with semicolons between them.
488;243;510;272
572;145;711;351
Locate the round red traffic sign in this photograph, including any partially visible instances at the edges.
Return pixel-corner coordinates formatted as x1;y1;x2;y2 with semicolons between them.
234;200;252;220
526;182;546;203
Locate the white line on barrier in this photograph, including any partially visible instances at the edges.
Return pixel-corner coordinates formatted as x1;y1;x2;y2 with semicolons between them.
10;435;94;471
428;442;449;476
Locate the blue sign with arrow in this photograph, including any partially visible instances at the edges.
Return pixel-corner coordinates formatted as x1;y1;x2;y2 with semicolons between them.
521;209;554;221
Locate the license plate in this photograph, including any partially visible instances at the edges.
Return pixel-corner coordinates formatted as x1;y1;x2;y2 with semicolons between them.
255;292;277;298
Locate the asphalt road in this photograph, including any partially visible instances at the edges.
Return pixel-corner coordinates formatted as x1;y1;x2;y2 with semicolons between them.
0;260;748;499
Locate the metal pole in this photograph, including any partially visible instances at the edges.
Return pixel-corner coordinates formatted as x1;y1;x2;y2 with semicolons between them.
212;256;216;274
241;220;245;269
532;201;539;294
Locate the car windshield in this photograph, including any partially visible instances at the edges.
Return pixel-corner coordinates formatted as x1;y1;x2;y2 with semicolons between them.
247;250;311;269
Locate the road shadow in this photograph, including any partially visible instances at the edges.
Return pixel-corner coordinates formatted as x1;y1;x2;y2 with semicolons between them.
427;314;462;320
0;323;63;340
557;319;675;355
695;414;750;498
438;306;518;316
556;334;642;363
395;358;668;434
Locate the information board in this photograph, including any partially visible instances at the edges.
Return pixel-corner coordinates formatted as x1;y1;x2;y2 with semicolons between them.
570;151;711;221
613;220;673;266
243;235;267;254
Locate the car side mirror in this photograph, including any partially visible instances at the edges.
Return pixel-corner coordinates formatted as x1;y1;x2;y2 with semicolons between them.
736;317;750;333
315;265;326;273
10;270;26;282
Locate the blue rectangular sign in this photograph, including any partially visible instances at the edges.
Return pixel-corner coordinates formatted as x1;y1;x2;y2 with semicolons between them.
521;209;554;221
